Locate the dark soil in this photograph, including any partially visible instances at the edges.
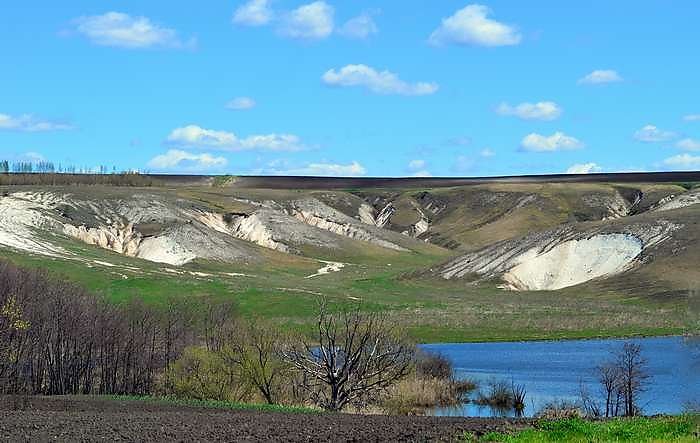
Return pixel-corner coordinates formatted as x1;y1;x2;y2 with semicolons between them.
0;396;533;442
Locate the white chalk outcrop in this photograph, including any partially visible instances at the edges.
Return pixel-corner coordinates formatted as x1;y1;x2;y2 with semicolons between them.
290;199;407;251
0;191;260;266
0;194;65;256
440;220;681;290
502;234;642;290
653;189;700;212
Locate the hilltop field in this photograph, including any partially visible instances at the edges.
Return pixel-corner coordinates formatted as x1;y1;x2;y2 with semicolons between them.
0;172;698;342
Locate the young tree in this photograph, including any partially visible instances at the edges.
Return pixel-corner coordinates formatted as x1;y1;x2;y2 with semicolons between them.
222;320;289;404
282;301;414;411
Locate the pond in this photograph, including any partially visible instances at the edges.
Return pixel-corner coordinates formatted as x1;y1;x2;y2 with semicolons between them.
421;336;699;418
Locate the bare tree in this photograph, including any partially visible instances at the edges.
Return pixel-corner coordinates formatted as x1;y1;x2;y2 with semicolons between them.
615;342;650;416
282;301;414;411
596;362;621;417
589;341;651;418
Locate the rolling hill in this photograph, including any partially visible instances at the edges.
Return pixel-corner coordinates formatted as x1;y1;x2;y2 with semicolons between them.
0;172;698;342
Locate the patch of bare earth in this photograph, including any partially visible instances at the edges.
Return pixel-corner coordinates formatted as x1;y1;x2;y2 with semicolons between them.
0;396;532;442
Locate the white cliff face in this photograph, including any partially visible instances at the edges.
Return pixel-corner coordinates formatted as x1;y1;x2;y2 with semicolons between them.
502;234;643;290
358;203;376;225
653;189;700;212
440;220;681;290
292;209;406;251
0;194;64;256
0;192;257;266
290;198;407;251
228;213;290;253
375;203;395;228
136;236;196;266
62;223;142;256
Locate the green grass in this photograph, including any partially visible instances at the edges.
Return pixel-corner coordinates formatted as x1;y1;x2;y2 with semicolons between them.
104;394;320;414
471;416;700;442
0;242;690;343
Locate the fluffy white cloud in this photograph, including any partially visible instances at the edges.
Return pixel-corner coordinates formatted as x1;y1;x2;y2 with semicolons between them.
663;153;700;170
226;97;256;110
322;64;438;96
148;149;227;171
410;170;432;177
683;114;700;122
266;161;367;176
279;1;334;40
677;138;700;151
233;0;273;26
166;125;306;152
578;70;623;85
338;12;378;39
73;12;192;49
496;101;562;121
0;113;72;132
565;162;602;174
429;4;521;47
633;125;677;143
521;132;584;152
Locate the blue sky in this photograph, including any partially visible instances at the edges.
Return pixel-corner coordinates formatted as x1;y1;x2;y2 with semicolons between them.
1;0;700;176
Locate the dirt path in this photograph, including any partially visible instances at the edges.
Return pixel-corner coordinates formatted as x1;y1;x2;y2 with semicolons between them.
0;396;532;442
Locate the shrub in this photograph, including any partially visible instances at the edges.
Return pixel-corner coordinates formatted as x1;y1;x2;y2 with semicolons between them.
476;380;513;408
159;347;251;402
416;351;453;380
536;400;583;420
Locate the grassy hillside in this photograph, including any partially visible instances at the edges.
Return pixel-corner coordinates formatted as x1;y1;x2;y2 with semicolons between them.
0;177;697;343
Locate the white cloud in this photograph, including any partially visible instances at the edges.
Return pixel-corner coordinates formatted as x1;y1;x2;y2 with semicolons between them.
73;12;192;49
428;4;521;47
0;113;72;132
266;160;367;176
279;1;334;40
322;64;438;96
633;125;677;143
338;11;378;39
166;125;306;152
521;132;584;152
407;159;426;171
683;114;700;122
410;170;432;177
663;153;700;170
578;70;623;85
677;138;700;151
565;162;602;174
233;0;273;26
496;101;562;121
226;97;256;110
147;149;227;171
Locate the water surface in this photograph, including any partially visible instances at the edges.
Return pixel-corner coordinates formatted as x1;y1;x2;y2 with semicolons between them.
421;336;699;417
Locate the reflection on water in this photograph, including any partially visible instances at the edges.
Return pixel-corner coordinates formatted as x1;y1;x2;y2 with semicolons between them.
421;336;699;418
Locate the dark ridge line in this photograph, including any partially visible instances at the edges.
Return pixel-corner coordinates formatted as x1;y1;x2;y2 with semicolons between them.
201;171;700;189
1;171;698;189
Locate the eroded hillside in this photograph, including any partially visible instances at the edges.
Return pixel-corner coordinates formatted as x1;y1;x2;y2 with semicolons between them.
0;175;698;342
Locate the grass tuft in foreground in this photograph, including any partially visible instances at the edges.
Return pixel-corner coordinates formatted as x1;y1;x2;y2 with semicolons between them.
105;395;320;415
466;415;699;442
